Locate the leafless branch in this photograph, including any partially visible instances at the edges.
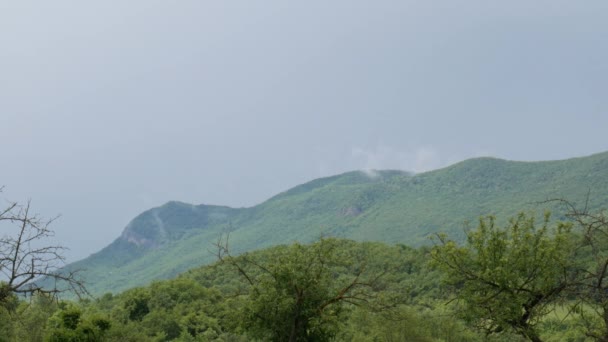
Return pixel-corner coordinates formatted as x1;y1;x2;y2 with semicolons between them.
0;190;88;304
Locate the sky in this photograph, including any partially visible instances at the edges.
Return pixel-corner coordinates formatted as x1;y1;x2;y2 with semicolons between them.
1;1;607;261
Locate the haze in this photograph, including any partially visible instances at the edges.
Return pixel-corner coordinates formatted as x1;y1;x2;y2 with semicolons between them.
1;1;607;261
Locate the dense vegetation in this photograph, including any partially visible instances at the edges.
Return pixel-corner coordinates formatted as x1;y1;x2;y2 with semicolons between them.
2;238;480;341
5;219;608;341
61;152;608;295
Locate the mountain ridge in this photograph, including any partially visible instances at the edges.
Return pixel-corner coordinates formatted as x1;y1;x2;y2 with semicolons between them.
63;151;608;295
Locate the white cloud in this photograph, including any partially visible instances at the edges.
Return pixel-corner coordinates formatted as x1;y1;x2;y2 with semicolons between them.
351;144;445;174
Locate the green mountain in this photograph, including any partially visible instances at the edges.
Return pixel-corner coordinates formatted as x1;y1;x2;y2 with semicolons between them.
66;152;608;295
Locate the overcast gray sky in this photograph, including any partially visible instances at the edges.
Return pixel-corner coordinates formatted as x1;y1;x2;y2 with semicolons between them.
1;1;607;261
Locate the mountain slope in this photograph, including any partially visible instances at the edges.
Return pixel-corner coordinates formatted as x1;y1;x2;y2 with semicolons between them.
66;152;608;295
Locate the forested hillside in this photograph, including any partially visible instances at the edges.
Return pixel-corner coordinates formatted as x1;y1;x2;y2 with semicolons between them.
0;239;491;341
62;152;608;295
6;230;605;341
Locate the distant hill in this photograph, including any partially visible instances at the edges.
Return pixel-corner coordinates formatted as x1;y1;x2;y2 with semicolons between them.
63;151;608;295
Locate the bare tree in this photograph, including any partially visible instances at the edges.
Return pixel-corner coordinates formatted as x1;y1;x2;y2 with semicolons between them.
0;187;87;305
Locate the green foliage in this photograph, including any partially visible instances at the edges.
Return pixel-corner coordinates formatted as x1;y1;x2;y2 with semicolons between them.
46;304;111;342
0;284;19;314
340;305;482;342
0;306;15;342
122;288;150;322
83;239;451;341
220;238;378;341
97;277;228;340
13;236;608;341
432;212;577;341
0;293;58;342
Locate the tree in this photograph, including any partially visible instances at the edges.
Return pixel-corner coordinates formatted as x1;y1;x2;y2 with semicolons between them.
0;187;87;305
215;237;386;342
46;304;112;342
431;212;577;342
550;198;608;341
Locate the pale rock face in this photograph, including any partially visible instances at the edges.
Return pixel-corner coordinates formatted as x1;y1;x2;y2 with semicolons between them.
119;211;166;249
121;231;159;249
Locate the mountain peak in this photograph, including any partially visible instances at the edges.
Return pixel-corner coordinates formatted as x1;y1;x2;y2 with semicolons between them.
120;202;236;249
